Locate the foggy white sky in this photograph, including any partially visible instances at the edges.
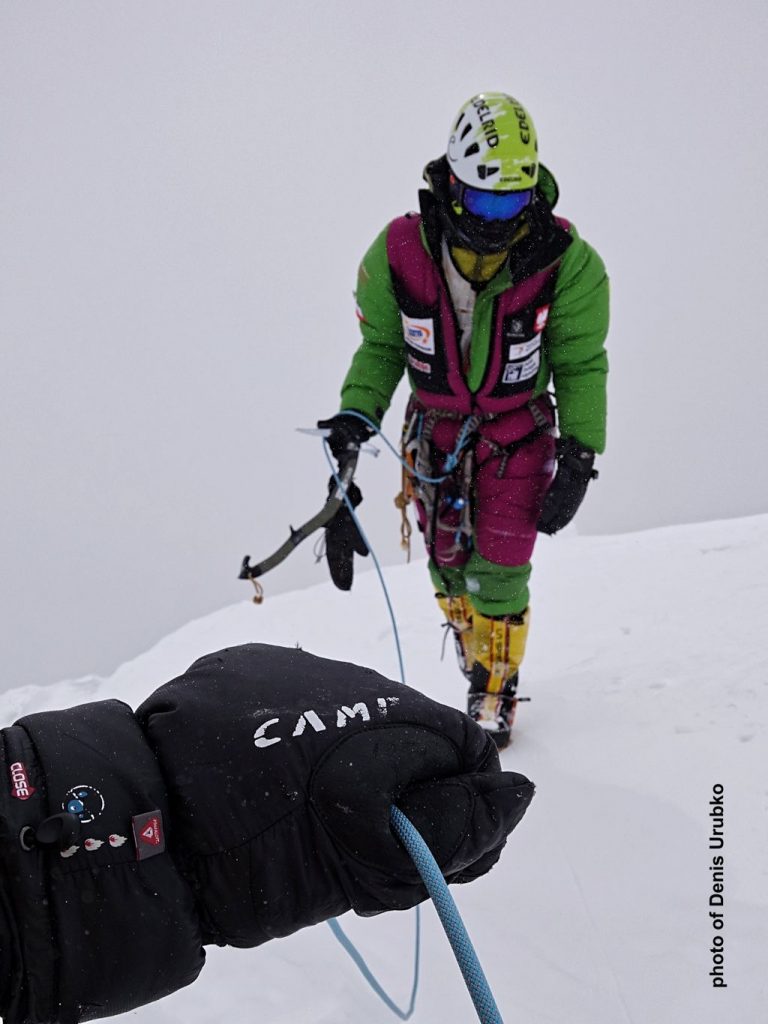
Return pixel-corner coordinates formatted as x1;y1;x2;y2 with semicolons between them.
2;1;767;691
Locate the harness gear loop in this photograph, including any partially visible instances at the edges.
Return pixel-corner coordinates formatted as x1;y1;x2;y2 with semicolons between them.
394;410;423;562
394;483;413;561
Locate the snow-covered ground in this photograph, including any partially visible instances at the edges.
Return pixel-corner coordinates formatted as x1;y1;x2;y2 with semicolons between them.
3;516;766;1023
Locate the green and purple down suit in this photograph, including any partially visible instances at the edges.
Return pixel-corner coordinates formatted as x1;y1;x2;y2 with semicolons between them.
340;168;609;616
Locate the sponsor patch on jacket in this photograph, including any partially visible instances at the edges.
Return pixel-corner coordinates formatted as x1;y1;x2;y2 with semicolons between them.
132;810;166;860
407;353;432;375
534;305;551;332
502;352;540;384
401;313;435;355
508;335;541;361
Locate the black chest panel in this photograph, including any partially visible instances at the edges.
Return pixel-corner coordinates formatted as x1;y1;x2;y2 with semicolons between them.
484;277;557;399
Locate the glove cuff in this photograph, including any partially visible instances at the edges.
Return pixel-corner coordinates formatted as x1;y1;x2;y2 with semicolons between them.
318;412;374;460
0;703;204;1024
557;435;598;479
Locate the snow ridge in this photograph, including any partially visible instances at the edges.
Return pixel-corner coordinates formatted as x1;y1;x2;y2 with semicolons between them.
2;516;766;1023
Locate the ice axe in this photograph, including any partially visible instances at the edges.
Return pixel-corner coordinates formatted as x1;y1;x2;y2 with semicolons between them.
239;446;359;603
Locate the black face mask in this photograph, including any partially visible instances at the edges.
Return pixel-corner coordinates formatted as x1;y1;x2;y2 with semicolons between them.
424;156;530;255
442;205;528;254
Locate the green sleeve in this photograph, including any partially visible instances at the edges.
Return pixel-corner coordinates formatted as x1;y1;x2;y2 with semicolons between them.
546;226;610;453
340;226;406;427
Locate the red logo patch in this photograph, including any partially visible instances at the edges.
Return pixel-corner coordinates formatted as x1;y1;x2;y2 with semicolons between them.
131;809;166;860
140;819;162;846
534;305;550;333
9;762;36;801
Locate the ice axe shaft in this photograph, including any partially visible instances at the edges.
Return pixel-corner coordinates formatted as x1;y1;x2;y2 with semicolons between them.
239;451;359;602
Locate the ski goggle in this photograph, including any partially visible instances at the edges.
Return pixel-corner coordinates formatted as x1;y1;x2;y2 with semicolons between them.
453;180;533;221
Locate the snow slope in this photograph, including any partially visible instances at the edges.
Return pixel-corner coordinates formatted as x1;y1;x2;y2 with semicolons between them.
2;516;766;1023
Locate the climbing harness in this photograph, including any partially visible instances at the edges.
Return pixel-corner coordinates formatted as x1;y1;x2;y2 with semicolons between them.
394;403;480;571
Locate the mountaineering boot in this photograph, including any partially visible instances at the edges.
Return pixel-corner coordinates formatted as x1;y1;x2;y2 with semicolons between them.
436;593;474;680
467;608;530;750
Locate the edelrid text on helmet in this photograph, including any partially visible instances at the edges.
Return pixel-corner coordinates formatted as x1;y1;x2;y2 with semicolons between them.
447;93;539;191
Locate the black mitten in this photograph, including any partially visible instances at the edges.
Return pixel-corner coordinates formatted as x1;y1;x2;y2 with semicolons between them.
537;435;598;535
317;411;373;461
136;644;535;945
325;478;368;590
0;701;204;1024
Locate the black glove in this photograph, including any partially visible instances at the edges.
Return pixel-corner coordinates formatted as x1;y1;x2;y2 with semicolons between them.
138;644;536;931
537;435;598;535
1;643;535;1024
325;477;369;590
317;411;374;462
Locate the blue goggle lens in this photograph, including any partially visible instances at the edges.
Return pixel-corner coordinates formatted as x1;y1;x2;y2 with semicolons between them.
462;187;533;221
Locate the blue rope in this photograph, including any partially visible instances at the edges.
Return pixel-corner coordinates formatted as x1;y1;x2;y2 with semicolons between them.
327;910;420;1020
441;415;474;473
321;435;504;1024
340;408;473;485
390;807;504;1024
323;443;406;683
324;440;416;1010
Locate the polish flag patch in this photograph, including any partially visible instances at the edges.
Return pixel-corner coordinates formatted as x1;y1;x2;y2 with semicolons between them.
534;305;550;333
131;810;166;860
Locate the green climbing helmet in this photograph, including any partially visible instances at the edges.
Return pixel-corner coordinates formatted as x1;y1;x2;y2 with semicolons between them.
446;93;539;191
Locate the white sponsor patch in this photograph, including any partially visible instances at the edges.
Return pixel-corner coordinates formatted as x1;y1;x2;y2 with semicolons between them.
502;351;540;384
401;313;435;355
508;334;541;360
407;353;431;374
